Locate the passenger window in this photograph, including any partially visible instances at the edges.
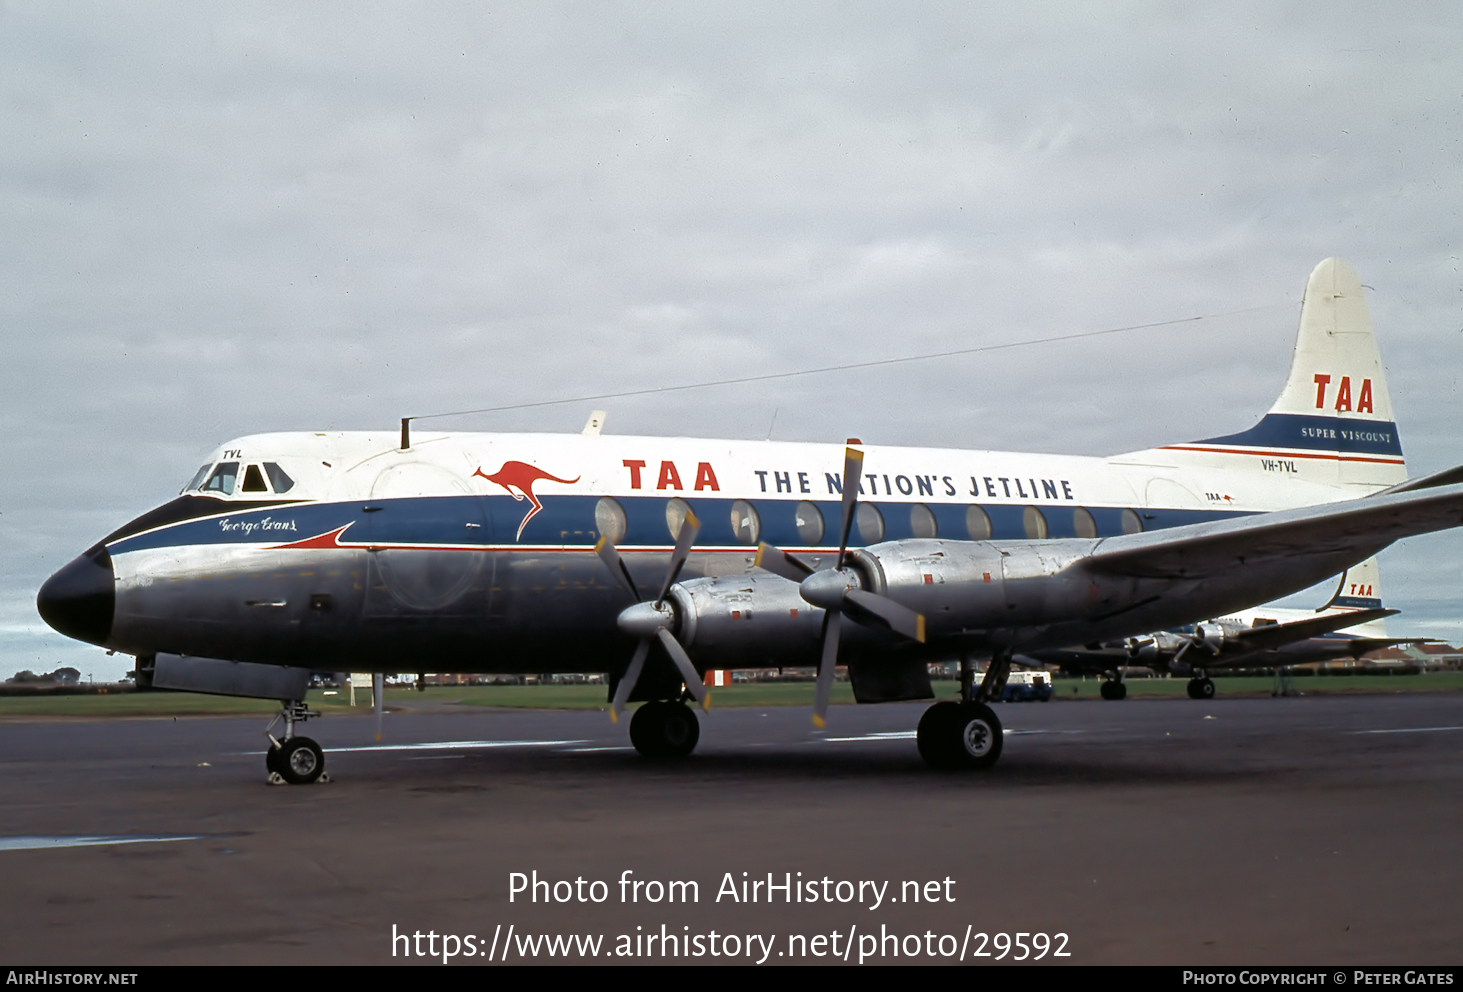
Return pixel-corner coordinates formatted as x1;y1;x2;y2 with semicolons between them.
665;497;693;540
795;501;824;545
730;500;761;546
1073;506;1097;538
910;503;937;539
241;464;269;493
184;464;211;493
264;463;295;494
856;504;884;544
595;497;627;545
965;505;992;540
1022;506;1048;540
201;462;239;495
1121;508;1144;534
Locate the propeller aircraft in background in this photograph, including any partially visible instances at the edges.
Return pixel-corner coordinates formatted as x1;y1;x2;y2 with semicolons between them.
37;258;1462;781
1022;556;1431;700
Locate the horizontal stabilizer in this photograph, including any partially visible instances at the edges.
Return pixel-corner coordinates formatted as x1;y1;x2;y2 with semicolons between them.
1228;608;1396;652
1373;463;1463;497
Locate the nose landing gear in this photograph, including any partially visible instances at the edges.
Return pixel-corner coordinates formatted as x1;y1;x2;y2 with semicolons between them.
264;700;330;785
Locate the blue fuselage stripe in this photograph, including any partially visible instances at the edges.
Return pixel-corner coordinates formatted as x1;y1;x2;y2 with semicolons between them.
106;494;1252;556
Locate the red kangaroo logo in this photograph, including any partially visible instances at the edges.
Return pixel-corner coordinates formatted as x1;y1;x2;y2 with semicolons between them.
474;462;581;540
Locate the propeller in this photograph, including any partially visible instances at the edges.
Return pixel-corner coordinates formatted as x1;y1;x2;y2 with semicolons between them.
759;445;927;728
596;508;709;724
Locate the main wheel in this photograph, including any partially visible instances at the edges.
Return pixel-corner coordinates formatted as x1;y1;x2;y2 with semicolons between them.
629;701;700;760
277;737;325;785
916;701;960;769
265;744;284;777
1100;679;1127;701
948;702;1003;769
917;701;1003;771
1188;677;1215;700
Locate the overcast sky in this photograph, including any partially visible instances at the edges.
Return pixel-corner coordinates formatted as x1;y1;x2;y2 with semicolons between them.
4;2;1461;681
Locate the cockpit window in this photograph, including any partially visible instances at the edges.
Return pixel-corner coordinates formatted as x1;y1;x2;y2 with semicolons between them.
241;464;268;493
201;462;239;495
264;462;295;494
184;464;212;494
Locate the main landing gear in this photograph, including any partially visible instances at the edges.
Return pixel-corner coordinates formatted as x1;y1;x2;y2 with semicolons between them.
916;653;1006;771
1100;677;1128;701
628;699;700;760
1187;676;1216;700
264;699;329;785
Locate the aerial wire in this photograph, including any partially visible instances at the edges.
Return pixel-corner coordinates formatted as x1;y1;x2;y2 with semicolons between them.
406;302;1289;425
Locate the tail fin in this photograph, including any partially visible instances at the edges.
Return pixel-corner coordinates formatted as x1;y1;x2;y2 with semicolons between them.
1321;555;1382;611
1318;556;1392;636
1148;258;1408;492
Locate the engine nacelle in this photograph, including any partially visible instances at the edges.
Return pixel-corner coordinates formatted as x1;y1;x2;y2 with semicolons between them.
666;573;827;669
841;538;1097;637
1192;623;1231;654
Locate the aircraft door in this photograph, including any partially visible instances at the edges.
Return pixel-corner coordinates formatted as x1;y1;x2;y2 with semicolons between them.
360;461;492;618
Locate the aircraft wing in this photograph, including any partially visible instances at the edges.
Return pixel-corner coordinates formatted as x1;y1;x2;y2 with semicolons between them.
1224;608;1397;653
1081;480;1463;580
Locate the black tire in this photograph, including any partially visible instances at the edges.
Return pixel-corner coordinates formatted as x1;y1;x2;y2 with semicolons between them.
265;744;284;777
629;701;699;760
1195;677;1215;700
948;702;1003;770
1099;680;1119;701
1115;682;1127;700
917;701;961;769
278;737;325;785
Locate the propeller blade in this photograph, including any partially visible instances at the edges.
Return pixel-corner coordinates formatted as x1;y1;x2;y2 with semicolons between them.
836;446;864;566
610;637;652;725
656;508;701;606
812;611;842;729
656;627;709;712
754;542;815;581
844;588;926;643
594;536;640;601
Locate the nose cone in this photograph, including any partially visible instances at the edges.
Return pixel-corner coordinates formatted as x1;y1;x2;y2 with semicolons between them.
37;546;115;646
617;600;674;639
799;568;856;611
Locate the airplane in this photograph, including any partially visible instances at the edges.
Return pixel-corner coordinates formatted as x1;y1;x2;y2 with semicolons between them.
1021;556;1431;699
34;257;1460;781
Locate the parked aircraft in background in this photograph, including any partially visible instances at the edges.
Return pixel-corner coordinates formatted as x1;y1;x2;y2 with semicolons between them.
37;258;1456;780
1022;556;1429;699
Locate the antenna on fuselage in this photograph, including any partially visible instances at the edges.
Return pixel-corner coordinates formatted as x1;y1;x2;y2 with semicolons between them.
400;417;411;450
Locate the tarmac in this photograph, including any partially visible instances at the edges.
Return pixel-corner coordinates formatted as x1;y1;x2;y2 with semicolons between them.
0;691;1459;965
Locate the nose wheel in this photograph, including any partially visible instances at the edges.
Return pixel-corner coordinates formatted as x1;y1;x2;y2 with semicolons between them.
264;700;330;785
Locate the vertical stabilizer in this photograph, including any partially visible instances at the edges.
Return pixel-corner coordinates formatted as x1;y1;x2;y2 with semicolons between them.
1318;556;1392;637
1154;258;1406;491
1322;555;1383;613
